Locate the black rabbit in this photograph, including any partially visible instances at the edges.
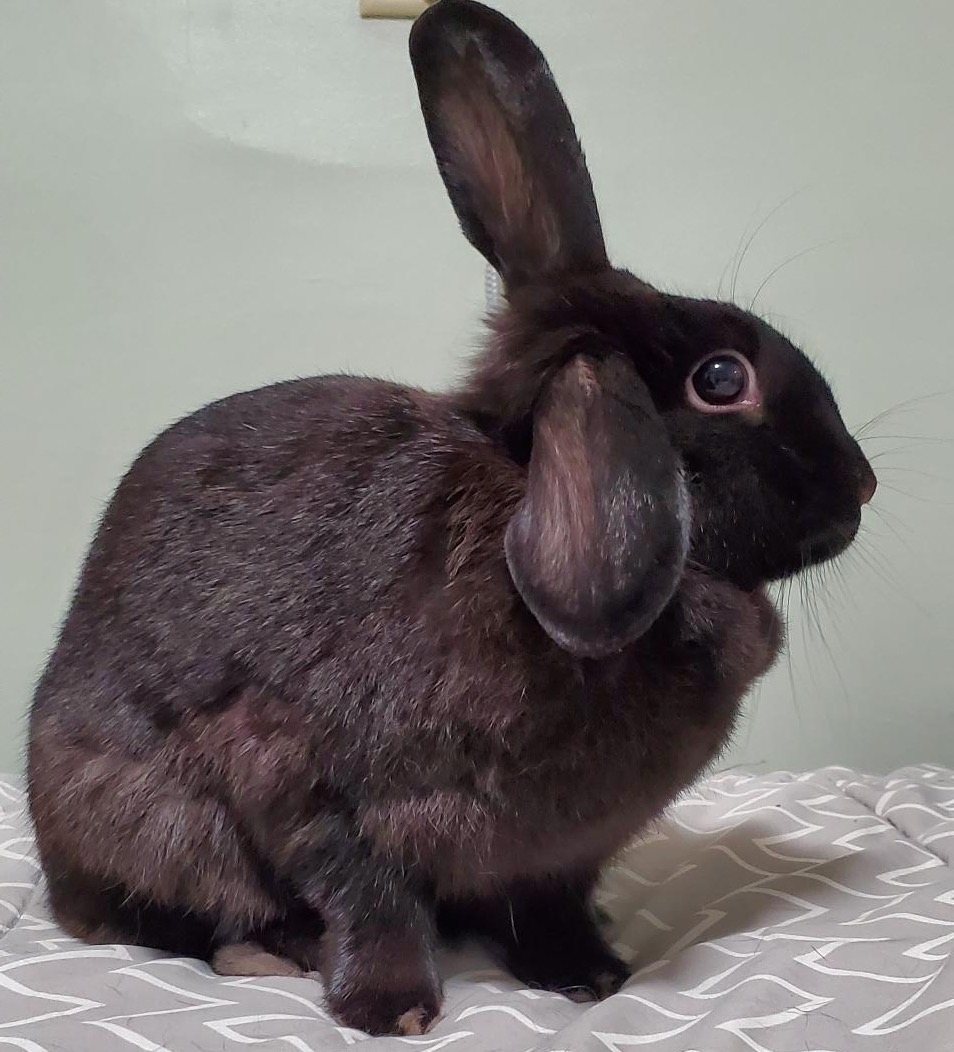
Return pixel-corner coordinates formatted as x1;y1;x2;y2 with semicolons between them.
28;0;876;1036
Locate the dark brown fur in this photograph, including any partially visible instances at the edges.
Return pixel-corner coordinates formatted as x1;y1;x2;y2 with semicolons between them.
28;0;873;1037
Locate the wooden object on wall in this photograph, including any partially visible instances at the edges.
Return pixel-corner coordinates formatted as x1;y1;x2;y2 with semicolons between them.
359;0;437;19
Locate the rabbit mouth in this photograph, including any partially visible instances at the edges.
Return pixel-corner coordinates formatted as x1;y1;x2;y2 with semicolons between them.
734;512;862;589
797;514;861;569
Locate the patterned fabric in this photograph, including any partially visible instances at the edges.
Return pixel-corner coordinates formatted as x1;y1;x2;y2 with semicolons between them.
2;765;953;1050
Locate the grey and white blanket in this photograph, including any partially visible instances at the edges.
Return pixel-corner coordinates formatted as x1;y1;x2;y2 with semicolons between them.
2;765;953;1051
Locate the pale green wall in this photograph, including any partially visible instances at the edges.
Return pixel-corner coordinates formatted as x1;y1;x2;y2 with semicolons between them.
2;1;951;774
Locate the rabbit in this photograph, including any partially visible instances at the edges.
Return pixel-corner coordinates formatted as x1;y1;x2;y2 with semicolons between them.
27;0;877;1038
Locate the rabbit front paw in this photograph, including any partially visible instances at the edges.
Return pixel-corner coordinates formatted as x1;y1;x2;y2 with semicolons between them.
327;978;442;1036
506;943;630;1002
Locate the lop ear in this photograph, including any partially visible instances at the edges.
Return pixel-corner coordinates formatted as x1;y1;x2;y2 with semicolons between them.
409;0;607;289
505;355;689;658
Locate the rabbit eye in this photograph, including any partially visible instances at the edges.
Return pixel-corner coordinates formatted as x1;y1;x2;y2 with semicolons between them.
687;352;759;413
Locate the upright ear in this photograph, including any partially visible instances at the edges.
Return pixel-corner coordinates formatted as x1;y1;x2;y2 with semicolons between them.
409;0;607;289
505;355;689;658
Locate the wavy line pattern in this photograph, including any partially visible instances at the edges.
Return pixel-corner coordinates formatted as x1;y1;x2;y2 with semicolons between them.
2;767;953;1050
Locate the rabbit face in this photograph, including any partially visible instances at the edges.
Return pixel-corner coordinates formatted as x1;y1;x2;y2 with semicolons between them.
413;0;875;621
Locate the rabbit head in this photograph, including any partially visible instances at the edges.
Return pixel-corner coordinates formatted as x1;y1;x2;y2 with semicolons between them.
411;0;876;655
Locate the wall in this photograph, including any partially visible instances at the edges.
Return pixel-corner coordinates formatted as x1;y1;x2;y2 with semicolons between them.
2;0;951;774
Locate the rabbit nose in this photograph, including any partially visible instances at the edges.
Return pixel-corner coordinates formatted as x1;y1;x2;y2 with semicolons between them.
857;461;877;505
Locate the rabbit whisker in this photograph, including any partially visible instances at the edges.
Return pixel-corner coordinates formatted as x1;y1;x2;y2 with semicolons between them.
857;433;953;446
718;204;763;300
853;390;950;439
749;240;841;311
730;186;809;302
852;531;929;616
866;503;913;540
